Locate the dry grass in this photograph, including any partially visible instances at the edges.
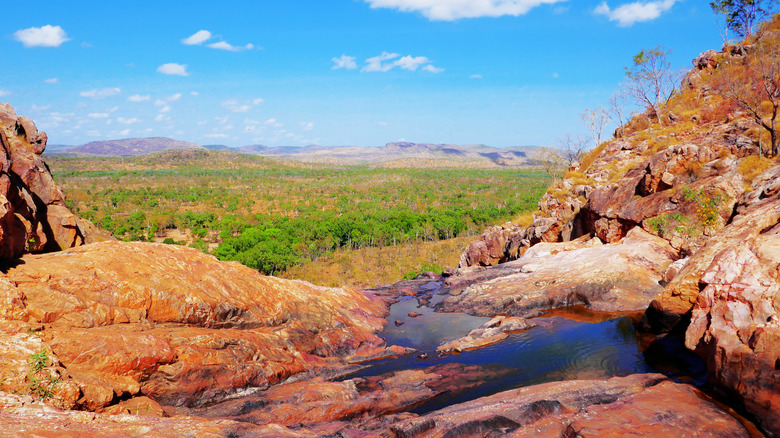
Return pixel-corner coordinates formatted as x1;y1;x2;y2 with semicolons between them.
278;235;474;288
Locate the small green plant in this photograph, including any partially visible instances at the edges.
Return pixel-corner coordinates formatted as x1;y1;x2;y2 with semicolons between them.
682;187;725;228
28;349;50;373
26;349;60;402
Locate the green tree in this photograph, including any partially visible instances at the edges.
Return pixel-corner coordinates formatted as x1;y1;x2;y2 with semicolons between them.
710;0;778;38
624;47;681;126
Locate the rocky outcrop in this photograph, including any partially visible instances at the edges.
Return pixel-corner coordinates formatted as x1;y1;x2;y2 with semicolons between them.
643;165;780;435
184;363;511;428
0;241;391;411
437;315;537;353
0;103;84;258
442;228;677;317
389;374;751;437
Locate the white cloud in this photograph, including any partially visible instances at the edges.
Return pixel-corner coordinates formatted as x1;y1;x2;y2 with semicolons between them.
207;41;254;52
470;74;484;79
80;87;121;99
364;0;566;20
117;117;140;124
159;106;171;113
552;72;560;78
395;55;431;71
0;89;9;97
30;104;50;111
44;78;59;84
128;94;150;102
361;52;443;73
155;114;170;122
205;133;229;139
191;91;200;96
117;129;131;136
300;122;314;131
378;121;389;126
363;52;400;72
182;30;212;45
88;113;109;119
222;98;263;113
594;0;676;27
168;93;182;102
157;63;189;76
332;55;358;70
14;25;70;48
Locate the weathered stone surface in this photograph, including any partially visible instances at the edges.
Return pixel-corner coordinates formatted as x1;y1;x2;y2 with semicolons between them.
187;363;511;428
0;103;84;258
0;391;285;438
389;374;750;437
437;315;536;353
0;241;390;411
442;228;677;318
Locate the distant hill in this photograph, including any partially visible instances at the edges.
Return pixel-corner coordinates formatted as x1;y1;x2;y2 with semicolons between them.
56;137;204;157
236;142;541;167
49;137;541;167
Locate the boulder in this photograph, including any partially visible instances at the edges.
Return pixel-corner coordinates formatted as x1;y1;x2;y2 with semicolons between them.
0;241;390;410
0;103;84;258
437;315;537;353
442;228;677;318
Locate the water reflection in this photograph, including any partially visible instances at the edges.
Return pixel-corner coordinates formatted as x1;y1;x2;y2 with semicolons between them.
345;295;665;414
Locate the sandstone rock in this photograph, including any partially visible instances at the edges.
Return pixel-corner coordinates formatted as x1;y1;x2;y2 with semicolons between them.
0;241;390;410
0;103;84;258
442;228;677;318
0;391;281;437
189;363;511;428
389;374;750;437
437;315;537;353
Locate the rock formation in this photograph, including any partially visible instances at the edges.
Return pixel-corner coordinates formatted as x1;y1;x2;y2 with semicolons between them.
0;103;84;258
449;21;780;435
0;241;392;412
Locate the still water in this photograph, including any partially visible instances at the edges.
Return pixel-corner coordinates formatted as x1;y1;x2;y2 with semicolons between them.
346;293;702;415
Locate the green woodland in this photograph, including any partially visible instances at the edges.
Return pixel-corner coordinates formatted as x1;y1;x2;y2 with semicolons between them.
49;151;550;275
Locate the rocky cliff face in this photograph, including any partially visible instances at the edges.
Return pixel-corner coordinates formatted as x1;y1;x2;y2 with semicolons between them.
0;103;84;258
454;26;780;436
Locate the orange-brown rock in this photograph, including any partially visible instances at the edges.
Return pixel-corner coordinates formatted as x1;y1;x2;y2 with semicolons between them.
188;363;511;427
0;240;390;411
0;392;293;438
0;103;84;258
442;228;677;318
389;374;752;437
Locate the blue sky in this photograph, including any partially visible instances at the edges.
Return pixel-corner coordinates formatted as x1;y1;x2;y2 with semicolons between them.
2;1;721;148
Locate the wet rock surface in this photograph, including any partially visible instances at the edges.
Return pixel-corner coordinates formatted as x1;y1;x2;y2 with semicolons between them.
389;374;751;438
436;315;537;353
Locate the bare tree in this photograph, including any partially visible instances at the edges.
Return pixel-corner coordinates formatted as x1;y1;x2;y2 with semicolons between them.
624;47;682;127
557;134;589;166
710;0;777;39
533;147;566;180
607;88;630;138
580;107;609;147
712;30;780;155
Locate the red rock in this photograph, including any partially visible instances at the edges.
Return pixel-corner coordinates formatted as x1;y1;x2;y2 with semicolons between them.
0;103;84;258
389;374;751;437
0;241;390;410
408;312;422;318
395;320;404;326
